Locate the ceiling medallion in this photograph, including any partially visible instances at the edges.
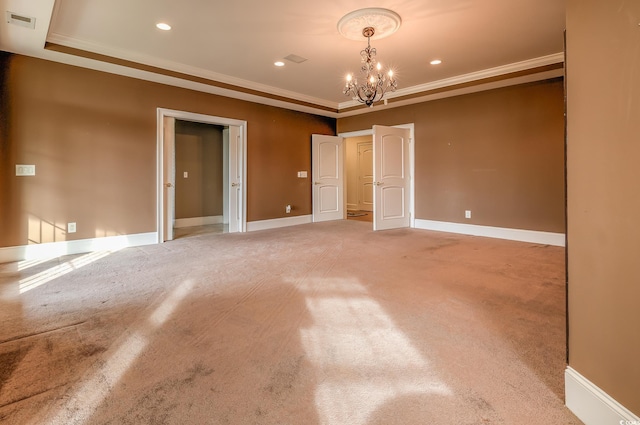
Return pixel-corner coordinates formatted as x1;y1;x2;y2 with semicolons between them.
337;8;402;41
338;8;401;107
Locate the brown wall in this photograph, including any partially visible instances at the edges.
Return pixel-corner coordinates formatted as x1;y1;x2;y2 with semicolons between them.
0;53;335;247
174;120;223;219
567;0;640;415
0;52;565;250
338;79;566;233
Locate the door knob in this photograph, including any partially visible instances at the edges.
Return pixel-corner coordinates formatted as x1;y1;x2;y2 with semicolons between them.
165;182;174;188
374;181;384;186
314;181;321;185
231;182;240;187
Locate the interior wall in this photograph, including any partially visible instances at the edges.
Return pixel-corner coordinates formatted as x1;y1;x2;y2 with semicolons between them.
338;79;566;233
174;120;223;220
566;0;640;415
0;54;336;248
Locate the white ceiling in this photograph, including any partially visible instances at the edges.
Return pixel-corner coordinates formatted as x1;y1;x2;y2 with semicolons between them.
1;0;565;115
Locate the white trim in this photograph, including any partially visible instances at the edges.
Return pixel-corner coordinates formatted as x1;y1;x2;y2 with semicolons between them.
338;53;564;110
13;48;338;118
9;22;564;120
0;232;157;264
246;215;312;232
414;219;566;246
46;32;337;111
45;32;564;116
2;0;564;120
174;216;223;228
337;68;564;118
565;367;640;425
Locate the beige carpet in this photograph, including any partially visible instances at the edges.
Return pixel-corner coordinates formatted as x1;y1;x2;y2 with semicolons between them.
0;220;582;424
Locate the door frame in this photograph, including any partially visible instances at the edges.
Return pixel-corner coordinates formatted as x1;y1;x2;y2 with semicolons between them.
156;108;247;242
339;123;415;228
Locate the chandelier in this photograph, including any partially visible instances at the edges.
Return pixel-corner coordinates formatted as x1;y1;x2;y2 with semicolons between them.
338;8;401;107
343;26;397;107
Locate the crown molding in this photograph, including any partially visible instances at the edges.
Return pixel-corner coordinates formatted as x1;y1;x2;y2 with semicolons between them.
46;33;339;111
336;67;564;118
4;1;566;120
22;46;338;118
338;52;565;111
24;32;566;119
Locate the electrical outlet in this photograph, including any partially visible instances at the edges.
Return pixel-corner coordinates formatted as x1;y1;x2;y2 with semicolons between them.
465;210;471;219
67;222;77;233
285;205;292;214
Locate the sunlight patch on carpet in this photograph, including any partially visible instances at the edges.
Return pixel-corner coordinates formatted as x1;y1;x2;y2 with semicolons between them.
17;257;55;271
298;277;452;425
19;250;119;294
37;279;195;425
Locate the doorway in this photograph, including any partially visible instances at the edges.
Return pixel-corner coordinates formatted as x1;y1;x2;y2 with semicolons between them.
312;124;415;230
339;123;415;230
346;135;374;223
173;120;226;238
157;109;247;242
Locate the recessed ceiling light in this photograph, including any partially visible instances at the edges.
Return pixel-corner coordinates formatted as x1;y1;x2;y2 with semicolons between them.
430;59;442;65
156;23;171;31
274;61;285;67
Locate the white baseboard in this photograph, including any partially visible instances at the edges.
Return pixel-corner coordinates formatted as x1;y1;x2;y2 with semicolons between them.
0;232;158;264
347;203;358;211
565;367;639;425
174;215;223;228
414;219;566;247
246;215;312;232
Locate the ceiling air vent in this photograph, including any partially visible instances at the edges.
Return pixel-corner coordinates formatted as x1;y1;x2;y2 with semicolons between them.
284;54;308;64
6;11;36;29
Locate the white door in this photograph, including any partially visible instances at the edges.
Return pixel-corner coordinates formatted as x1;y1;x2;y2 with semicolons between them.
312;135;344;222
163;116;176;241
357;141;374;212
373;125;411;231
228;125;242;232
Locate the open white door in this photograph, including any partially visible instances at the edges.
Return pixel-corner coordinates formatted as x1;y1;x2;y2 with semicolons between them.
373;125;411;231
312;135;344;222
163;116;176;241
228;125;242;232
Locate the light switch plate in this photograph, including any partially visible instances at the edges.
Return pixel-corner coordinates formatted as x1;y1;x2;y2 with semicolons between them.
297;171;308;178
16;165;36;176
